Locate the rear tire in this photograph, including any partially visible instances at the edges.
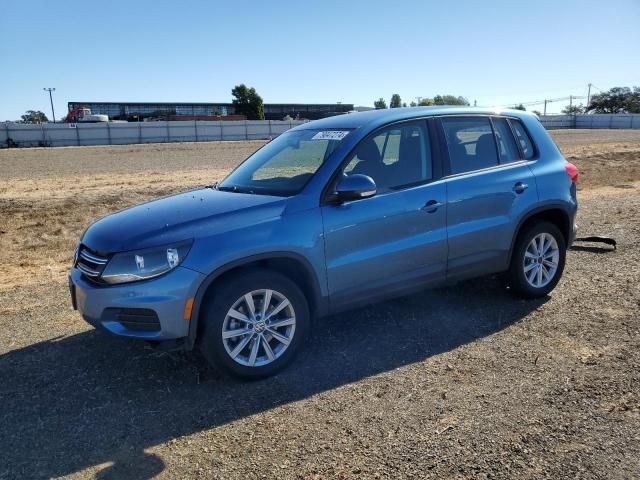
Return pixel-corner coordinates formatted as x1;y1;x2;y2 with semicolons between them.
198;269;310;379
508;221;566;298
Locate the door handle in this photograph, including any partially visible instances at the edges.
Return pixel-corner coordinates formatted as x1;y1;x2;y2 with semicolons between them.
421;200;443;213
513;182;528;194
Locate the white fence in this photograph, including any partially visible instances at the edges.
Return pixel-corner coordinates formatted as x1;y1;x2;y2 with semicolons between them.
539;114;640;130
2;114;639;148
0;119;308;148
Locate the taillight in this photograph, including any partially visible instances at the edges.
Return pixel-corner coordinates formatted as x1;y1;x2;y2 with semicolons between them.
565;162;579;184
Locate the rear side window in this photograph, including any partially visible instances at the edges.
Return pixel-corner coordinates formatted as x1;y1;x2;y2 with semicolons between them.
492;117;520;163
441;117;499;174
509;119;535;159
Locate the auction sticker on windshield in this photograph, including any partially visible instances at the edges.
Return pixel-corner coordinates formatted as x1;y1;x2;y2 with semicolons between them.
312;131;350;141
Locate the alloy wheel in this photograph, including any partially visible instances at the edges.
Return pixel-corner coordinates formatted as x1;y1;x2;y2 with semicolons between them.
221;289;296;367
523;232;560;288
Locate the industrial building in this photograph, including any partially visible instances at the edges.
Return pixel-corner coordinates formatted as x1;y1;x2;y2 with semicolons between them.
67;101;353;121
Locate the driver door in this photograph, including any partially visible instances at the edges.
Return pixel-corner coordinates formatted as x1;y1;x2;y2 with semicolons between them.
321;120;448;311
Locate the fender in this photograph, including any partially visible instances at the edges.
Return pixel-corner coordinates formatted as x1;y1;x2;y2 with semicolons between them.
185;251;327;350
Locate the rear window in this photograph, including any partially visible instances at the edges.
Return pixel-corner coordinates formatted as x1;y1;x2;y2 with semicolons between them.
509;119;535;159
441;117;499;174
492;117;520;163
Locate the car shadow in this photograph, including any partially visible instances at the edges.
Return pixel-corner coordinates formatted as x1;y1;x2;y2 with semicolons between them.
0;277;546;479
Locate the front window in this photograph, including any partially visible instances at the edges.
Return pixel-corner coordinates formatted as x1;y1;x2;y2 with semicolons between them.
343;121;432;191
218;129;349;196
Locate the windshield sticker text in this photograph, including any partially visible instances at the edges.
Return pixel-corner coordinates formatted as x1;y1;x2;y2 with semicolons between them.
312;131;349;141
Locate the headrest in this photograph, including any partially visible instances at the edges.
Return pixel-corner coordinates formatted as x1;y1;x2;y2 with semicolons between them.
356;138;382;163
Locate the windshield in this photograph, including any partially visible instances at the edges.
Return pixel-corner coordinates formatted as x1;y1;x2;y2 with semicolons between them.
218;129;350;196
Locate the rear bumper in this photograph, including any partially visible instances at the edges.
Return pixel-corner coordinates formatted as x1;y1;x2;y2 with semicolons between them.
69;266;206;340
569;220;578;246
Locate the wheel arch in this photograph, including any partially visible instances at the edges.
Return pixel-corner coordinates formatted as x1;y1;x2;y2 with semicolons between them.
509;204;571;265
186;252;326;349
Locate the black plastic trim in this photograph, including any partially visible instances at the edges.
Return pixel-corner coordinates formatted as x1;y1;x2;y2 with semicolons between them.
507;203;573;262
186;251;327;350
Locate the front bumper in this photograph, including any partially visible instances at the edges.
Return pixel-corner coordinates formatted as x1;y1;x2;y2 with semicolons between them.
69;266;206;340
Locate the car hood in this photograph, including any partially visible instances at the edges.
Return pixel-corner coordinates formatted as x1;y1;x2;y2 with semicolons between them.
81;187;287;253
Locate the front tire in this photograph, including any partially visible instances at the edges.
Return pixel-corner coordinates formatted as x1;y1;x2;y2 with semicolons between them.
508;221;566;298
198;269;310;379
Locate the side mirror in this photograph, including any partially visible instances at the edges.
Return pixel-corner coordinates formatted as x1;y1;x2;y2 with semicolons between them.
334;174;377;202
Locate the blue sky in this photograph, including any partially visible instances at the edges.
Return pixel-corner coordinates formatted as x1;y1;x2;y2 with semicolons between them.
1;0;639;120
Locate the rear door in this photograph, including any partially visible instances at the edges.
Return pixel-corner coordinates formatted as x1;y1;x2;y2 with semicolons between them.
438;116;538;280
321;119;447;310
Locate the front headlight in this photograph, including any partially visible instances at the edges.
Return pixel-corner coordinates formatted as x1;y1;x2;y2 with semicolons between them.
101;240;193;285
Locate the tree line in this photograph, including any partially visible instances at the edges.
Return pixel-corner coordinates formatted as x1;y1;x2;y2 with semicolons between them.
374;94;469;109
563;86;640;115
373;86;640;115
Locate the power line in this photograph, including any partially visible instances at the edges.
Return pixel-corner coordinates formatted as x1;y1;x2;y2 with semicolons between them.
478;95;585;110
43;87;56;123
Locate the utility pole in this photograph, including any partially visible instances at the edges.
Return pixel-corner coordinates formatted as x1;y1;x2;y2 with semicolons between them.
415;96;422;105
586;83;592;109
43;87;56;123
544;99;548;116
569;95;573;112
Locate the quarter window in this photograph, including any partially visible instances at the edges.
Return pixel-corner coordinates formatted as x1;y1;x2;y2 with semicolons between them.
492;117;520;163
441;117;499;174
509;119;535;159
344;121;431;191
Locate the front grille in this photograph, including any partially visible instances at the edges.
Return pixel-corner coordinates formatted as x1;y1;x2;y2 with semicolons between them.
102;308;161;331
76;245;109;281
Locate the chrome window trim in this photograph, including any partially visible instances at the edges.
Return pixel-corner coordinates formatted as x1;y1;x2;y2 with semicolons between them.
440;159;532;181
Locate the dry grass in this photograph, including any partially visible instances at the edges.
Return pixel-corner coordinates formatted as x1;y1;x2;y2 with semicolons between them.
1;130;638;292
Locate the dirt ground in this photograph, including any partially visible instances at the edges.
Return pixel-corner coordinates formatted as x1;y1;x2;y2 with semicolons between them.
0;130;639;479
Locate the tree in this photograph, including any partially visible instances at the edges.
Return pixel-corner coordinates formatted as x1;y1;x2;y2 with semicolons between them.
532;110;542;116
626;87;640;113
20;110;48;123
561;103;585;115
231;84;265;120
587;86;640;114
390;94;402;108
402;102;407;107
374;98;387;109
432;94;469;106
512;104;526;111
409;101;417;107
418;98;434;106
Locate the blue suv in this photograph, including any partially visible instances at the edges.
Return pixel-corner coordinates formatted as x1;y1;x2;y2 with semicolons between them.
70;107;578;377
